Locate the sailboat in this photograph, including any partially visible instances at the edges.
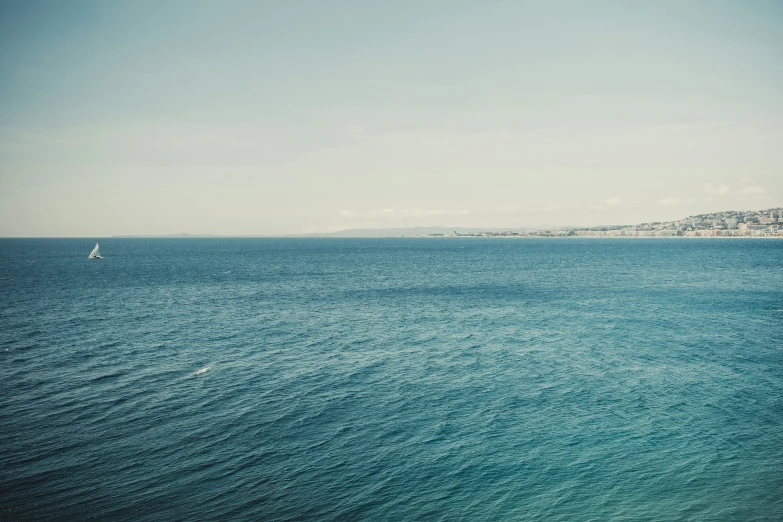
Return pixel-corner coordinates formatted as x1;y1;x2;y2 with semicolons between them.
88;243;102;259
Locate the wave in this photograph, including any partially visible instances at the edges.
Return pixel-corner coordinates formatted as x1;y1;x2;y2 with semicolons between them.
190;366;210;377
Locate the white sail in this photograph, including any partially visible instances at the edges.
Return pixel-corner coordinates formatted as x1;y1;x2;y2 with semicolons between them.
89;243;101;259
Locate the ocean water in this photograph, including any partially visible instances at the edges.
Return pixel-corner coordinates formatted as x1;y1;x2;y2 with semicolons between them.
1;238;782;521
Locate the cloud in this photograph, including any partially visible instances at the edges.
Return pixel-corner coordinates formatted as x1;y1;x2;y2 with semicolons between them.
737;185;766;195
397;209;446;217
592;197;621;210
659;184;766;209
341;208;470;220
705;183;730;195
346;124;365;139
367;209;395;216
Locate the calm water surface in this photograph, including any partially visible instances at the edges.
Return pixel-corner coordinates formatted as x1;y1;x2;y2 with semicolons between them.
1;238;782;520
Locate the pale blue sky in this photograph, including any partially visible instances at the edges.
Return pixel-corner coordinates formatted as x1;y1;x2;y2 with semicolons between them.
1;0;781;235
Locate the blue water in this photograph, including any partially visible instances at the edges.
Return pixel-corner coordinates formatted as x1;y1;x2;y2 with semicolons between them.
1;238;782;520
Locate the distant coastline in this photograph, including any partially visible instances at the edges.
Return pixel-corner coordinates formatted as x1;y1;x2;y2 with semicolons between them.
108;206;783;239
424;206;782;238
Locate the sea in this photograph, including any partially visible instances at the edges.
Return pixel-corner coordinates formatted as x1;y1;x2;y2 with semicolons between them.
1;238;782;521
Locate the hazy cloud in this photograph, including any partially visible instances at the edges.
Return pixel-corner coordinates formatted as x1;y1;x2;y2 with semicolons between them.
737;185;766;195
705;183;730;195
592;197;622;210
339;208;471;220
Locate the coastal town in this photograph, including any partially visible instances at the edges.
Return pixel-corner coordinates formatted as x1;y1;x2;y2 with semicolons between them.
428;207;783;238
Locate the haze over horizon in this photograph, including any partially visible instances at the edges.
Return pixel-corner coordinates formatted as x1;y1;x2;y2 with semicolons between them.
1;1;782;237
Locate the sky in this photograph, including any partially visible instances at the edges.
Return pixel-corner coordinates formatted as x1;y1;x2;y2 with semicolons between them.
1;0;781;236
